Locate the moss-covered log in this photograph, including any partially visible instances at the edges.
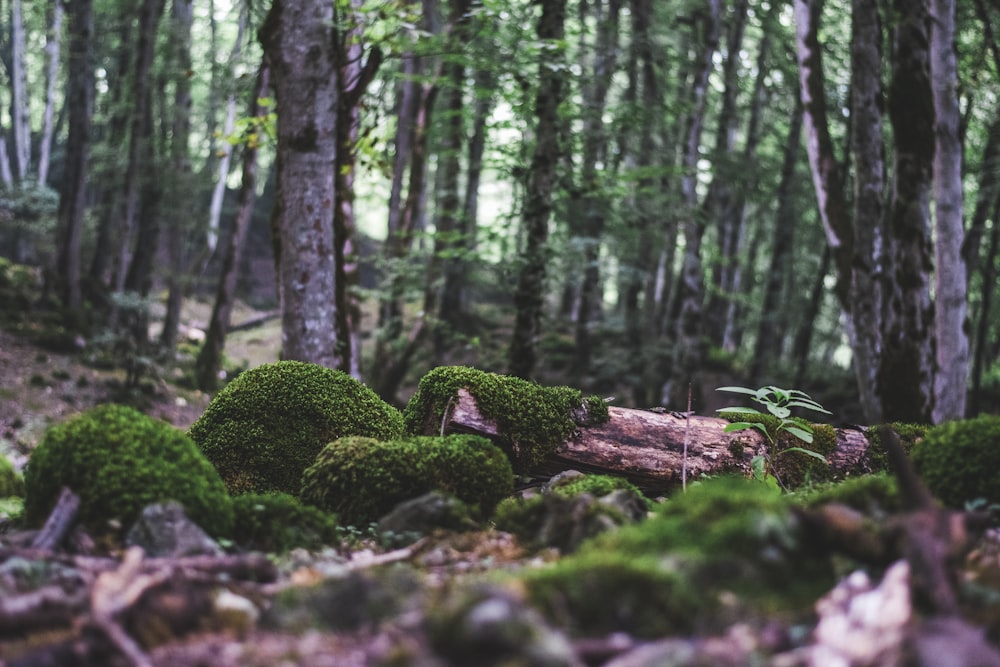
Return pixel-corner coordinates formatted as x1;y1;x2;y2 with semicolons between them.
435;390;876;495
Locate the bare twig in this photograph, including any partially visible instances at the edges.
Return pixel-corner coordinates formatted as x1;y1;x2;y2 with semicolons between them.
31;486;81;551
682;383;692;492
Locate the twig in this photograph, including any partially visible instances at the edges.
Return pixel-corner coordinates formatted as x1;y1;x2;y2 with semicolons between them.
682;383;692;492
31;486;82;551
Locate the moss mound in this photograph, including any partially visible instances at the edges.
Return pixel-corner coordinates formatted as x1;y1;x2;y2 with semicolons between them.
793;472;901;517
864;422;930;472
231;492;339;553
300;434;514;526
0;453;25;498
522;476;832;637
188;361;405;495
548;473;650;505
402;366;609;471
911;415;1000;508
24;404;233;537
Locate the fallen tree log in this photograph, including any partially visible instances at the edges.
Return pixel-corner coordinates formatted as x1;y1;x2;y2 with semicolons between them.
437;389;877;495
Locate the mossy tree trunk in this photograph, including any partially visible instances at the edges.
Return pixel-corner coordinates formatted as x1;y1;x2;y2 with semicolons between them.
432;389;878;496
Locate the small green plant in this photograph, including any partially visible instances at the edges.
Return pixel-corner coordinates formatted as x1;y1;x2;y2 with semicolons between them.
717;385;831;489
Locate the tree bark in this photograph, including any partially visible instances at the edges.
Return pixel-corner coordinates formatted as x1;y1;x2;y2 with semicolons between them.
930;0;969;422
436;390;875;495
260;0;340;367
10;0;31;181
53;0;94;320
880;0;935;423
508;0;568;379
38;0;63;187
195;60;270;392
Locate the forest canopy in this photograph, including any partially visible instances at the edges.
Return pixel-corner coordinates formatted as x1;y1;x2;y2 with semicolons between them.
0;0;997;423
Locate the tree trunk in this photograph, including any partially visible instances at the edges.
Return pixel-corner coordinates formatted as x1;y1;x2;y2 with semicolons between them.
751;94;804;379
195;60;270;392
848;0;887;424
53;0;94;320
507;0;568;379
38;0;63;187
10;0;30;181
435;390;876;496
930;0;969;423
879;0;935;423
969;202;999;417
160;0;196;352
335;0;382;377
260;0;340;367
668;0;720;409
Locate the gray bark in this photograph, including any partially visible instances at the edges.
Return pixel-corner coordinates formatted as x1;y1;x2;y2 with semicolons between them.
10;0;30;181
260;0;340;367
930;0;969;422
38;0;63;187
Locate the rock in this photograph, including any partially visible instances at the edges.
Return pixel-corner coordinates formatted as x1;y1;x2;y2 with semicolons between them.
601;625;760;667
126;501;225;558
377;491;479;548
908;616;1000;667
425;584;583;667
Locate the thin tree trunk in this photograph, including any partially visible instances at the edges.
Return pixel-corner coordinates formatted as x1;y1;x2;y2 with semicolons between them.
335;0;382;376
848;0;886;423
195;60;270;392
10;0;30;181
53;0;94;321
930;0;969;422
793;245;833;386
260;0;341;367
879;0;935;423
38;0;63;187
751;95;804;379
206;10;247;256
508;0;568;379
969;199;999;417
669;0;721;410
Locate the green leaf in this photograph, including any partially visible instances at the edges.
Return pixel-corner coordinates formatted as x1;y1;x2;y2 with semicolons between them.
782;425;814;443
781;446;827;463
751;455;767;481
723;422;756;433
716;386;760;397
716;406;764;415
786;399;832;414
765;404;791;419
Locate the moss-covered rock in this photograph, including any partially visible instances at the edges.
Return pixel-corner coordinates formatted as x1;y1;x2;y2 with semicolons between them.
24;404;234;537
0;453;25;498
402;366;609;471
231;492;339;553
188;361;405;496
546;471;650;507
864;422;930;472
522;476;833;637
300;434;513;526
792;472;901;517
911;415;1000;508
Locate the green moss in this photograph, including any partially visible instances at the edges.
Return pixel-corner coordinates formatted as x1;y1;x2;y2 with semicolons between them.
792;472;901;516
402;366;609;471
521;476;833;637
188;361;405;496
524;550;702;638
548;473;650;507
911;415;1000;508
300;434;514;526
24;404;234;537
231;492;339;553
864;422;930;472
0;453;25;498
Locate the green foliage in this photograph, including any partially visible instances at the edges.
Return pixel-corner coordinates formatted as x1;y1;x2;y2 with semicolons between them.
231;492;339;553
23;404;234;537
547;473;650;507
0;453;25;498
86;291;161;390
792;472;901;517
717;385;832;489
188;361;405;496
911;415;1000;508
863;422;929;472
300;434;513;527
402;366;609;471
522;476;831;637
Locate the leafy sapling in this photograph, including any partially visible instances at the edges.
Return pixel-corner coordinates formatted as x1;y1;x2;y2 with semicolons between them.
716;385;832;489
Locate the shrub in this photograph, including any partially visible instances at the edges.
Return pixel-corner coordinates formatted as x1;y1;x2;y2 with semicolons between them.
231;492;339;553
0;453;25;498
911;414;1000;508
300;434;513;526
402;366;609;471
23;404;233;537
188;361;405;496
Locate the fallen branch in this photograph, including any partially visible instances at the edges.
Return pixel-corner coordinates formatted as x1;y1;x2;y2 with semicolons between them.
31;487;81;551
